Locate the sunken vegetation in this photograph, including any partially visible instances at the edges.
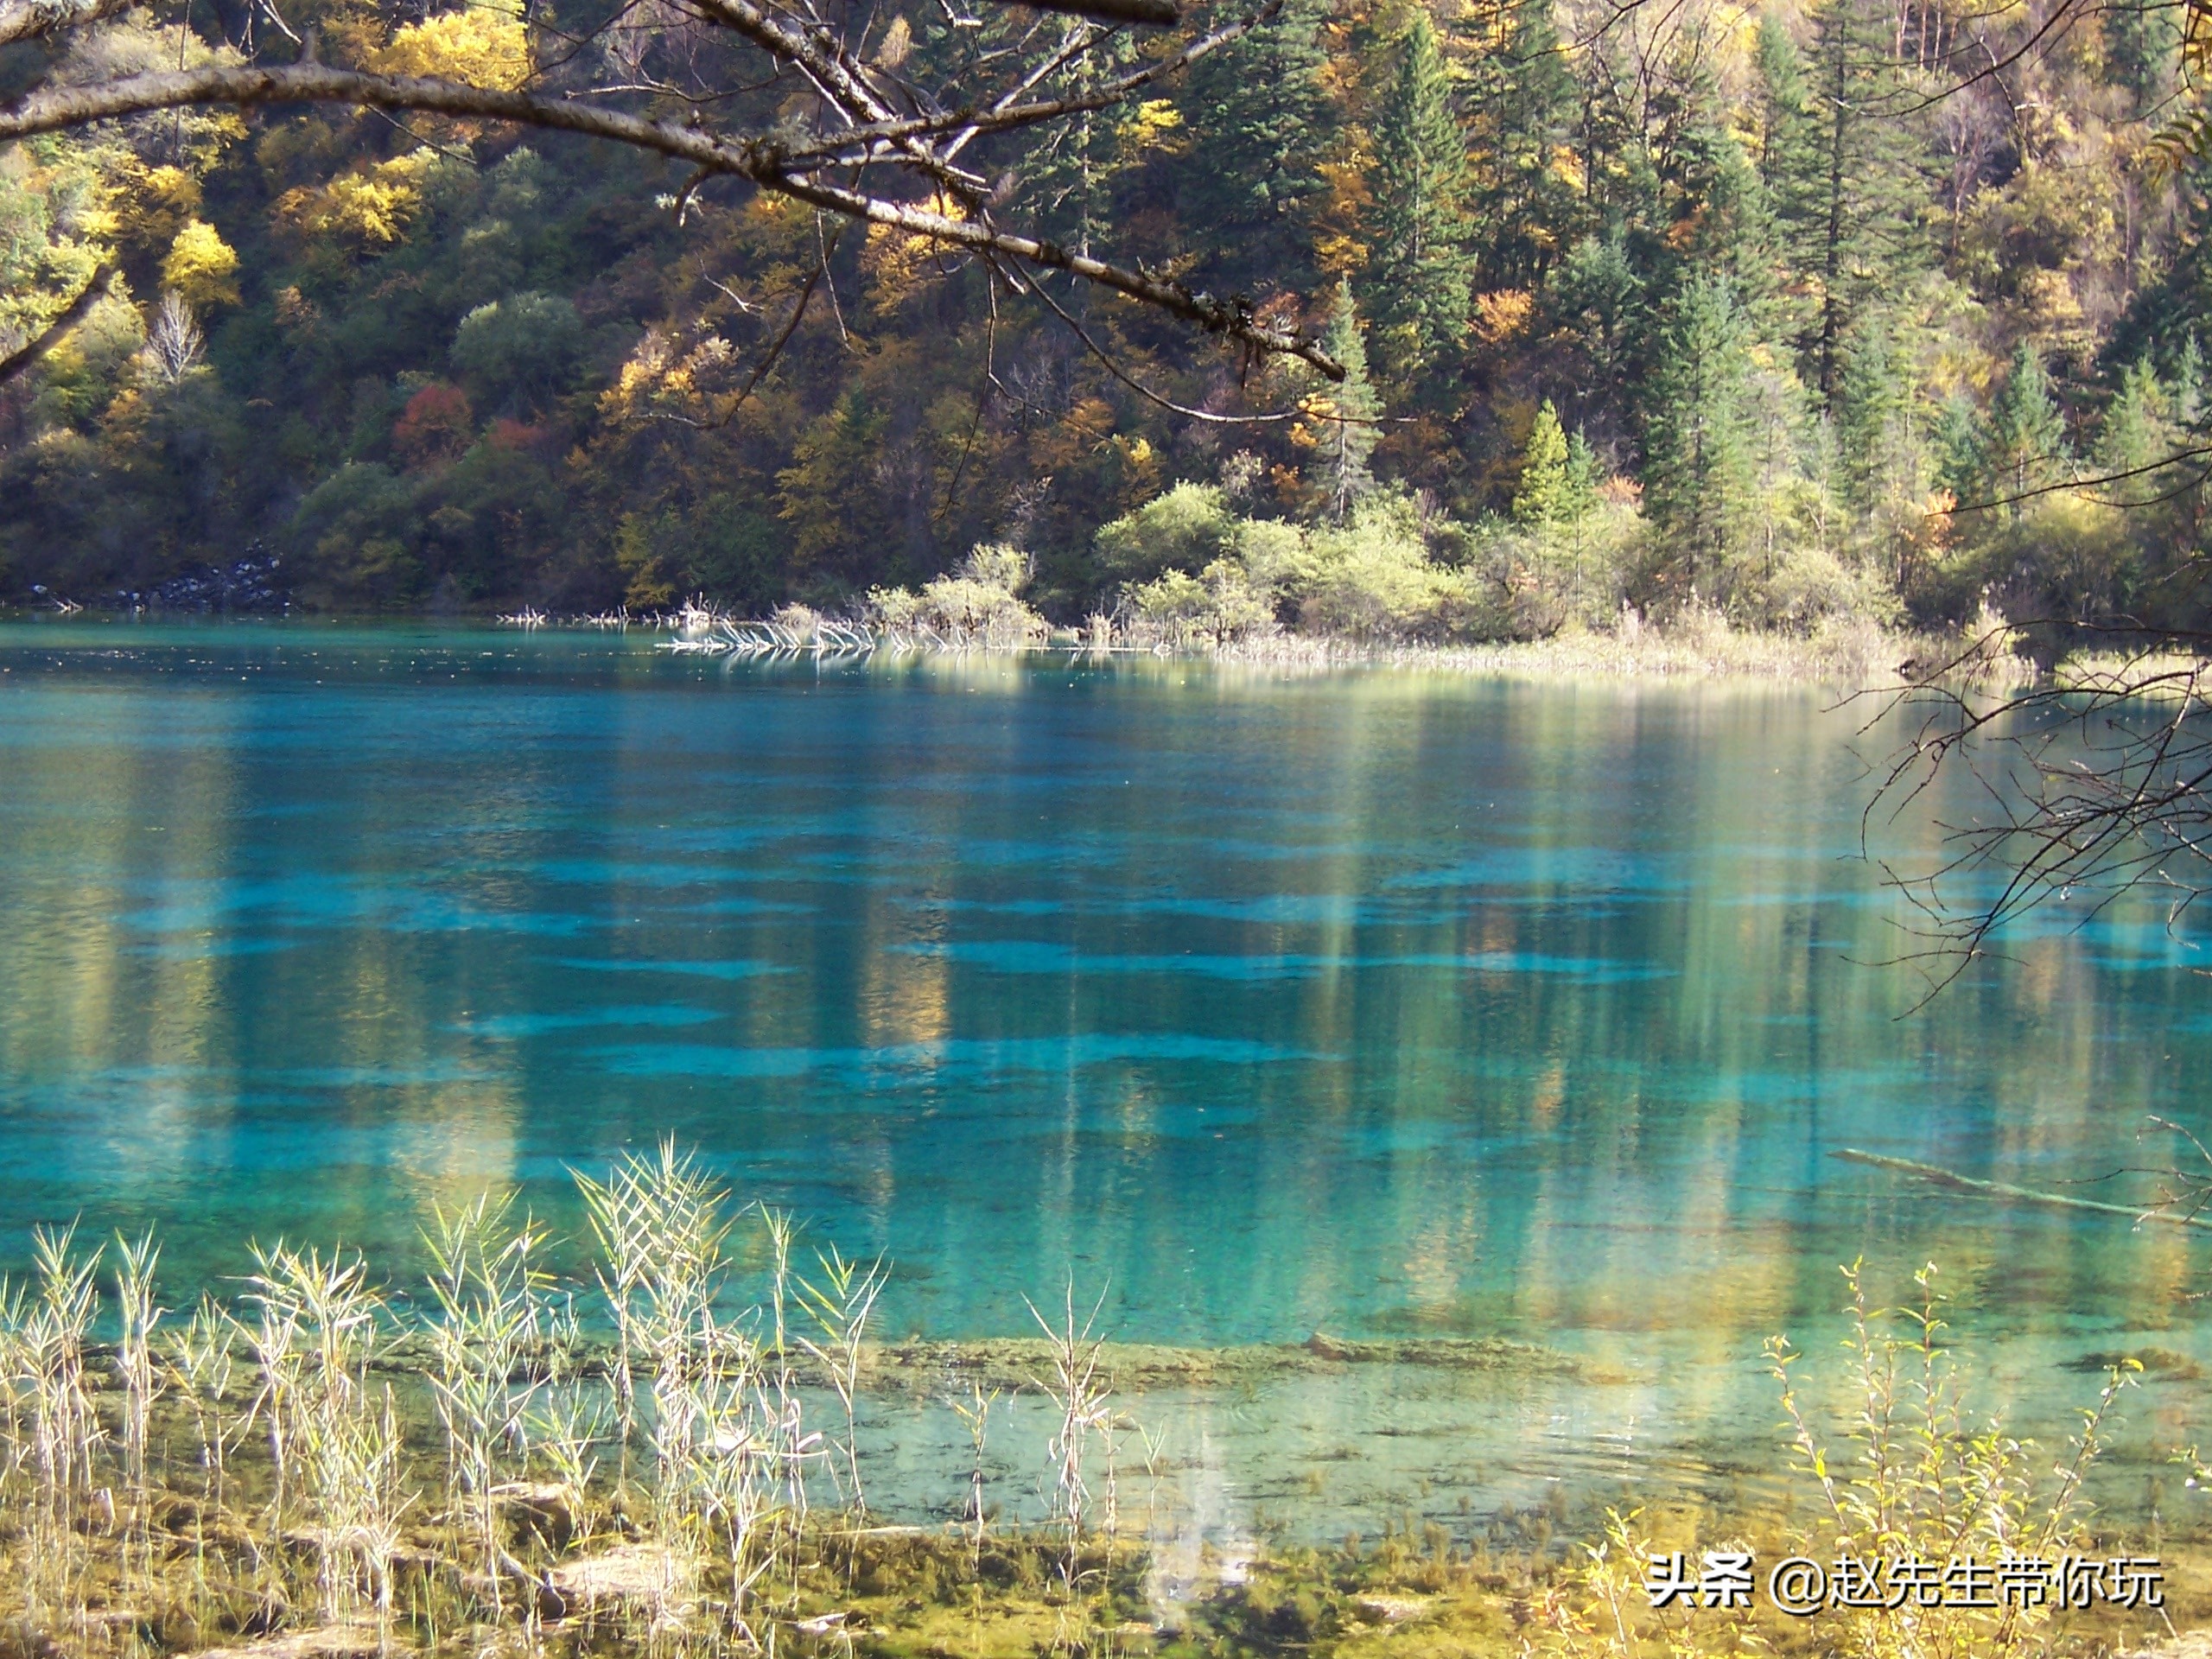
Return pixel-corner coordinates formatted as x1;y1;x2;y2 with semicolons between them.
0;1141;2184;1659
2;0;2211;651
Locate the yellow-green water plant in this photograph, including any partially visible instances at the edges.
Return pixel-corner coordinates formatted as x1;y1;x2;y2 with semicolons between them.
1539;1261;2138;1658
423;1190;556;1611
1767;1261;2134;1659
760;1205;811;1547
25;1224;104;1497
238;1240;388;1620
162;1291;240;1602
0;1273;29;1491
950;1379;1001;1567
524;1380;612;1540
798;1243;887;1516
575;1138;737;1464
112;1228;164;1500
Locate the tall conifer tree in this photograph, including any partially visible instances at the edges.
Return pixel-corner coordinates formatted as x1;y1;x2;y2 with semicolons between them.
1779;0;1931;405
1363;8;1473;377
1459;0;1581;289
1175;0;1333;293
1313;279;1380;520
1982;340;2069;517
1643;274;1758;587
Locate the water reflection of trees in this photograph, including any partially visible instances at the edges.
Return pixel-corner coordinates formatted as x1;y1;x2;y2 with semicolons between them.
0;654;2204;1474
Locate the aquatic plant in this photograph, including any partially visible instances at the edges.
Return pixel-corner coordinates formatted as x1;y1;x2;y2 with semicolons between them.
798;1243;887;1515
422;1192;555;1606
1025;1277;1116;1586
0;1188;2159;1659
112;1229;164;1497
949;1378;1000;1563
1540;1260;2136;1659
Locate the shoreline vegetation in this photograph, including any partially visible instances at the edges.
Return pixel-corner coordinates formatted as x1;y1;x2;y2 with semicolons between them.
0;1140;2190;1659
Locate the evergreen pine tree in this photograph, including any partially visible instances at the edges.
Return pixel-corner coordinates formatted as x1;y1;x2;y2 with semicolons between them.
2107;0;2181;115
1363;8;1473;377
1779;0;1931;405
1834;310;1924;518
1642;273;1758;588
1313;279;1380;520
2175;334;2206;429
1174;0;1333;294
1027;29;1141;263
2096;358;2176;480
2094;357;2183;524
1512;399;1573;523
1562;428;1600;519
1458;0;1581;290
1934;392;1987;508
1751;15;1815;199
1982;340;2069;517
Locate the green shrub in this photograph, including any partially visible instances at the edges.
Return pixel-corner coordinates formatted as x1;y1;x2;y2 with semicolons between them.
1092;482;1237;586
450;292;585;416
865;543;1048;648
1291;502;1500;641
1122;557;1276;645
288;461;424;608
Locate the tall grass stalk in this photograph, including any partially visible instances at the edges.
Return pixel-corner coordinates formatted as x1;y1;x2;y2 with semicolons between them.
797;1244;884;1515
239;1240;383;1596
575;1139;735;1471
1545;1259;2138;1658
949;1381;999;1566
167;1292;237;1507
1025;1279;1112;1588
112;1229;164;1497
1766;1261;2133;1659
423;1192;552;1608
26;1224;102;1496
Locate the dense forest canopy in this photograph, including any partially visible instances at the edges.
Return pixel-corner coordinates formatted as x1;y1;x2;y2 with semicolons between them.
1;0;2209;638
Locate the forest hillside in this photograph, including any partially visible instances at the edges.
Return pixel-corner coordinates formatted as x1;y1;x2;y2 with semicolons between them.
0;0;2202;640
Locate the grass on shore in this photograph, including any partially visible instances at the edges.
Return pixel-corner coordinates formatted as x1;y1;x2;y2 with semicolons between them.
0;1148;2185;1659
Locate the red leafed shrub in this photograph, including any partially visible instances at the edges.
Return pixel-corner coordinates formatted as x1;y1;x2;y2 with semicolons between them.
391;381;474;467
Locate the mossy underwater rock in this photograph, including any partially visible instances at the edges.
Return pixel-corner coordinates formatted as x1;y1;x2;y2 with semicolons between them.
868;1332;1583;1394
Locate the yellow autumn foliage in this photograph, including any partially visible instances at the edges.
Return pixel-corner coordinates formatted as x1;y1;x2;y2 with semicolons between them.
106;161;202;259
367;6;530;91
273;149;442;248
861;191;969;309
162;218;240;307
1115;99;1185;161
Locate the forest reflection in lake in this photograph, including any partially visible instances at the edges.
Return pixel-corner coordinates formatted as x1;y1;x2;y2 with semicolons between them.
0;620;2206;1537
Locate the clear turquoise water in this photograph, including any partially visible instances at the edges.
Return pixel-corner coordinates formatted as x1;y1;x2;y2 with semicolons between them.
3;619;2209;1535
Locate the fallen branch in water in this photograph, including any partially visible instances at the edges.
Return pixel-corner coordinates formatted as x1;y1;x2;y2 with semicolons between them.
1832;1147;2212;1231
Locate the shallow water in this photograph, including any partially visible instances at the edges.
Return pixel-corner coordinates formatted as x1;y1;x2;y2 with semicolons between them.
3;619;2209;1540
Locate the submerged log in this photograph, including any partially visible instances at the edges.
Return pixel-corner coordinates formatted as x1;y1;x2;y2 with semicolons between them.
1831;1147;2212;1231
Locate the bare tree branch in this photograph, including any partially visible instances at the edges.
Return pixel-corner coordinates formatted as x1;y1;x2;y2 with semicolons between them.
0;0;130;48
976;0;1178;26
0;30;1342;376
0;264;114;390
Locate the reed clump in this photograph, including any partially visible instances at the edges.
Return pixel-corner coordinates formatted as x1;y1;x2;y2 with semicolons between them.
0;1141;1160;1659
1536;1262;2143;1659
0;1198;2181;1659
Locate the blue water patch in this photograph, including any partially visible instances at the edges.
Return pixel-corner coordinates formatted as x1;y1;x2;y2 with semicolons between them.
551;957;794;979
887;940;1669;982
450;1006;726;1037
592;1033;1341;1078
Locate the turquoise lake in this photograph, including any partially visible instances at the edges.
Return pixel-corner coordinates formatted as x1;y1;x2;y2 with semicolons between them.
3;619;2209;1540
